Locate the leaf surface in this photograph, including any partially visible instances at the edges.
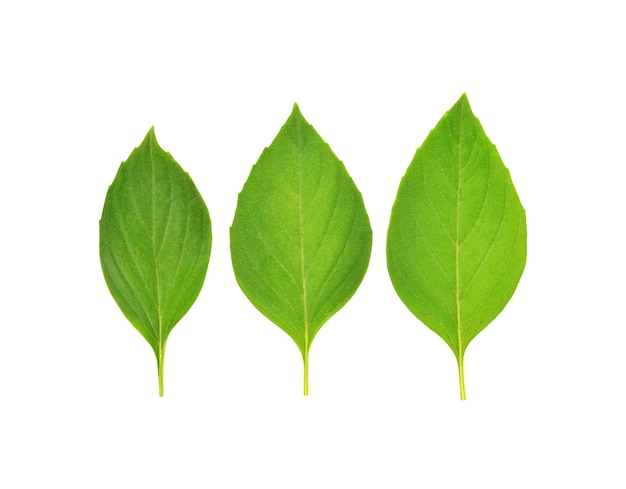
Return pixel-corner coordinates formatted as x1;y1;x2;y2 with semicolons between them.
230;104;372;394
99;128;211;396
386;94;526;399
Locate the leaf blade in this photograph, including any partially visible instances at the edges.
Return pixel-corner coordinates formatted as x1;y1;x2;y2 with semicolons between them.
387;94;527;398
230;104;372;394
99;127;211;395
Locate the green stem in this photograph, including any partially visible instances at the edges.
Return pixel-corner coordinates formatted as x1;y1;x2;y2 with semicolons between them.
158;347;165;397
303;350;309;396
457;354;466;400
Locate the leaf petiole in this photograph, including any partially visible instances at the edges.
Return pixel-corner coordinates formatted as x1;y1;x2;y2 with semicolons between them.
457;354;466;400
158;347;165;397
303;351;309;396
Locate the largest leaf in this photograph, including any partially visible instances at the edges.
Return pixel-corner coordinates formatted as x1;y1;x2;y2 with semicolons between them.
230;104;372;395
387;94;526;399
100;128;211;396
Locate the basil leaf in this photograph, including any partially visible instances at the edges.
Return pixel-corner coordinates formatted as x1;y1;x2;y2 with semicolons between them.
387;94;527;399
230;104;372;395
99;128;211;396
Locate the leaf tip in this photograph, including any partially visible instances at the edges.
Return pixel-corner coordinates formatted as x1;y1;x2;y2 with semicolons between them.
142;126;158;146
287;102;309;128
455;92;471;109
447;93;474;119
457;92;472;112
143;126;168;155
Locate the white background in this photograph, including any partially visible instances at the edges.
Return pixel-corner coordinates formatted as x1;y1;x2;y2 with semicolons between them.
1;0;624;487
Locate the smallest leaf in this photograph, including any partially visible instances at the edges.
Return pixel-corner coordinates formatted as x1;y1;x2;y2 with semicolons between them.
99;127;212;396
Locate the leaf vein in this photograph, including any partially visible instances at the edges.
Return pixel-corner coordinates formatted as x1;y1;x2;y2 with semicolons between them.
309;199;359;319
465;187;525;337
102;221;158;346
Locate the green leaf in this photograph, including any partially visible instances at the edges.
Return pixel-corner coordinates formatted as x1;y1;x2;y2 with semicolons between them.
230;104;372;395
386;94;527;399
99;127;211;396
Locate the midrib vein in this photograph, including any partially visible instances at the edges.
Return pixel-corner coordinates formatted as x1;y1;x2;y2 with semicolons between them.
455;109;463;360
149;138;164;353
296;126;309;354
